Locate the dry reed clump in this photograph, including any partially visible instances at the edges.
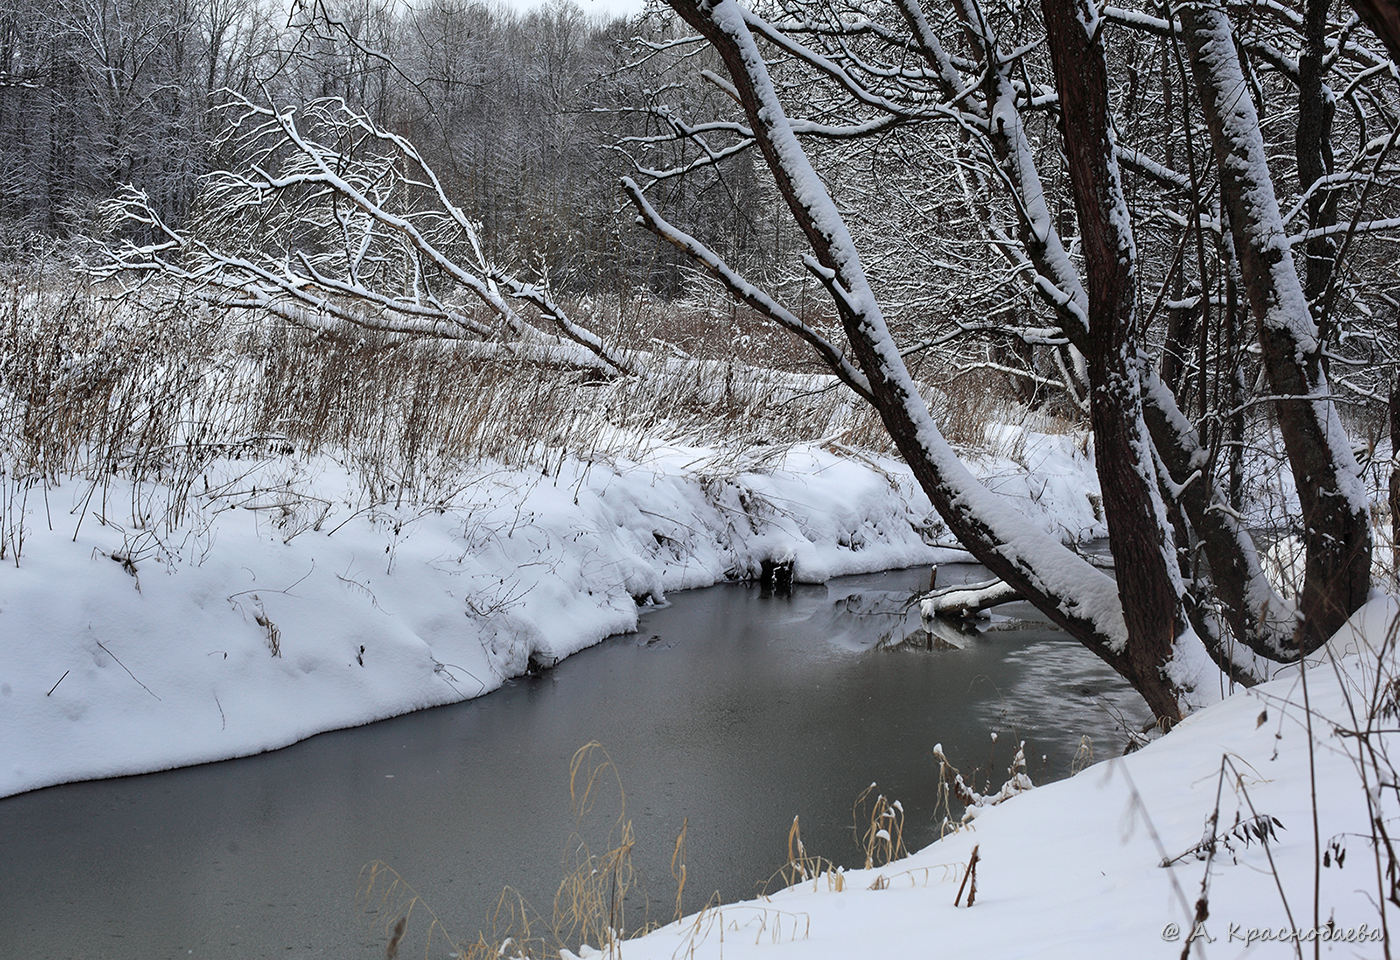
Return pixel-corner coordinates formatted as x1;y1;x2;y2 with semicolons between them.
240;322;898;502
777;816;845;892
928;365;1076;457
852;783;908;869
358;862;469;960
360;754;979;959
768;781;915;897
0;273;268;564
608;276;836;373
774;779;984;901
0;273;912;545
359;741;694;960
551;741;642;954
1070;734;1095;776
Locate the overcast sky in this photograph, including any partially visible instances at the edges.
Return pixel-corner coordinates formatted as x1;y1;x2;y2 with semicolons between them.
505;0;650;20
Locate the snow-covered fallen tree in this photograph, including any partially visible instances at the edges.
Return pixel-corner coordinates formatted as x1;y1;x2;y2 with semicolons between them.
95;93;631;377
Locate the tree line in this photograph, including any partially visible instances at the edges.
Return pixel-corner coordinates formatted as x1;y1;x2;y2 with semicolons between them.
0;0;791;298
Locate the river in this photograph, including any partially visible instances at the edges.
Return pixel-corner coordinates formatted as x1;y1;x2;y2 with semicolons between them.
0;563;1148;959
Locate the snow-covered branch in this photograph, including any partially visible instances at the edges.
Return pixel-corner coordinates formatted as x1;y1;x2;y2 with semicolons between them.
621;176;876;404
96;94;632;377
921;578;1020;619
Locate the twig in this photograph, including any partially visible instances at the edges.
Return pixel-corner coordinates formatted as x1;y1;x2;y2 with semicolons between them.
93;636;161;701
226;560;315;600
954;844;980;906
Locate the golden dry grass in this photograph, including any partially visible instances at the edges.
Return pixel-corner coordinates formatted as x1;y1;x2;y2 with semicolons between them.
359;741;695;960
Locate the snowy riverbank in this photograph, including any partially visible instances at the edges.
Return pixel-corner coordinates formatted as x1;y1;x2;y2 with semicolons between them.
9;425;1396;960
611;599;1400;960
0;431;1104;798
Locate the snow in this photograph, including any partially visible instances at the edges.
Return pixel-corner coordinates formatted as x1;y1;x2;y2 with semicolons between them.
612;598;1400;960
0;428;1101;799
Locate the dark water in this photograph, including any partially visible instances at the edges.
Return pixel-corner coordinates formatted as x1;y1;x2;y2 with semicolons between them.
0;564;1148;960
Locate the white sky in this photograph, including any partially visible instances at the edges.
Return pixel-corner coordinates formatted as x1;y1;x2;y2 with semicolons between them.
583;0;649;18
504;0;651;20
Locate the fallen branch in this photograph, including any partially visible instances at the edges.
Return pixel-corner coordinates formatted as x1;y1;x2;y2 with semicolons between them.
921;578;1021;620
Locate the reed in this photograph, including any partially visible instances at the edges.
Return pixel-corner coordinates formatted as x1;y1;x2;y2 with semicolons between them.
0;268;1062;567
359;741;693;960
775;815;844;892
852;783;908;869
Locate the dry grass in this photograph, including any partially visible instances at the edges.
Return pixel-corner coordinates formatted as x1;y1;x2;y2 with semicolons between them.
769;780;916;897
358;749;927;959
1070;734;1095;776
552;742;643;955
358;739;1031;958
776;816;845;892
358;861;470;960
360;741;694;960
0;273;924;554
852;784;909;870
931;366;1074;453
0;268;1063;547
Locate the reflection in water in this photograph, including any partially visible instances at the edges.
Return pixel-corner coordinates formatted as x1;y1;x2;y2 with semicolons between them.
0;564;1149;960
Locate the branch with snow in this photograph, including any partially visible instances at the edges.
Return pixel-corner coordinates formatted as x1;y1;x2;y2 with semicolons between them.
94;94;632;377
920;577;1020;620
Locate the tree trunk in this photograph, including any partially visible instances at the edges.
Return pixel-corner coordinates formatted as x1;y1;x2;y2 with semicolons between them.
1346;0;1400;64
1179;0;1371;649
1041;0;1185;722
1297;0;1339;356
1391;372;1400;583
661;0;1181;721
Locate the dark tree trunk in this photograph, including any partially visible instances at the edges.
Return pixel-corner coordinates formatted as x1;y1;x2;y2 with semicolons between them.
1391;372;1400;582
1040;0;1184;722
658;0;1167;714
1161;297;1199;406
1297;0;1339;358
1347;0;1400;64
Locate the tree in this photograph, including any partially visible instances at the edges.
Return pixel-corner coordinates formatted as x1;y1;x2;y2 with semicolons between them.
82;0;1399;723
97;93;630;376
622;0;1400;723
0;0;276;240
92;1;667;375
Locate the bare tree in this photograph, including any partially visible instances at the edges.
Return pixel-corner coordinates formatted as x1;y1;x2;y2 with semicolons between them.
98;93;631;375
622;0;1400;722
50;0;1400;722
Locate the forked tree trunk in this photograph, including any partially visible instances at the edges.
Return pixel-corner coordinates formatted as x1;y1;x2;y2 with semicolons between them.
648;0;1376;723
927;0;1300;668
662;0;1186;722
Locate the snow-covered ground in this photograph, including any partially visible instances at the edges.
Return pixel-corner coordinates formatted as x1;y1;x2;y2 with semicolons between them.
0;430;1104;799
8;416;1398;957
609;600;1400;960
